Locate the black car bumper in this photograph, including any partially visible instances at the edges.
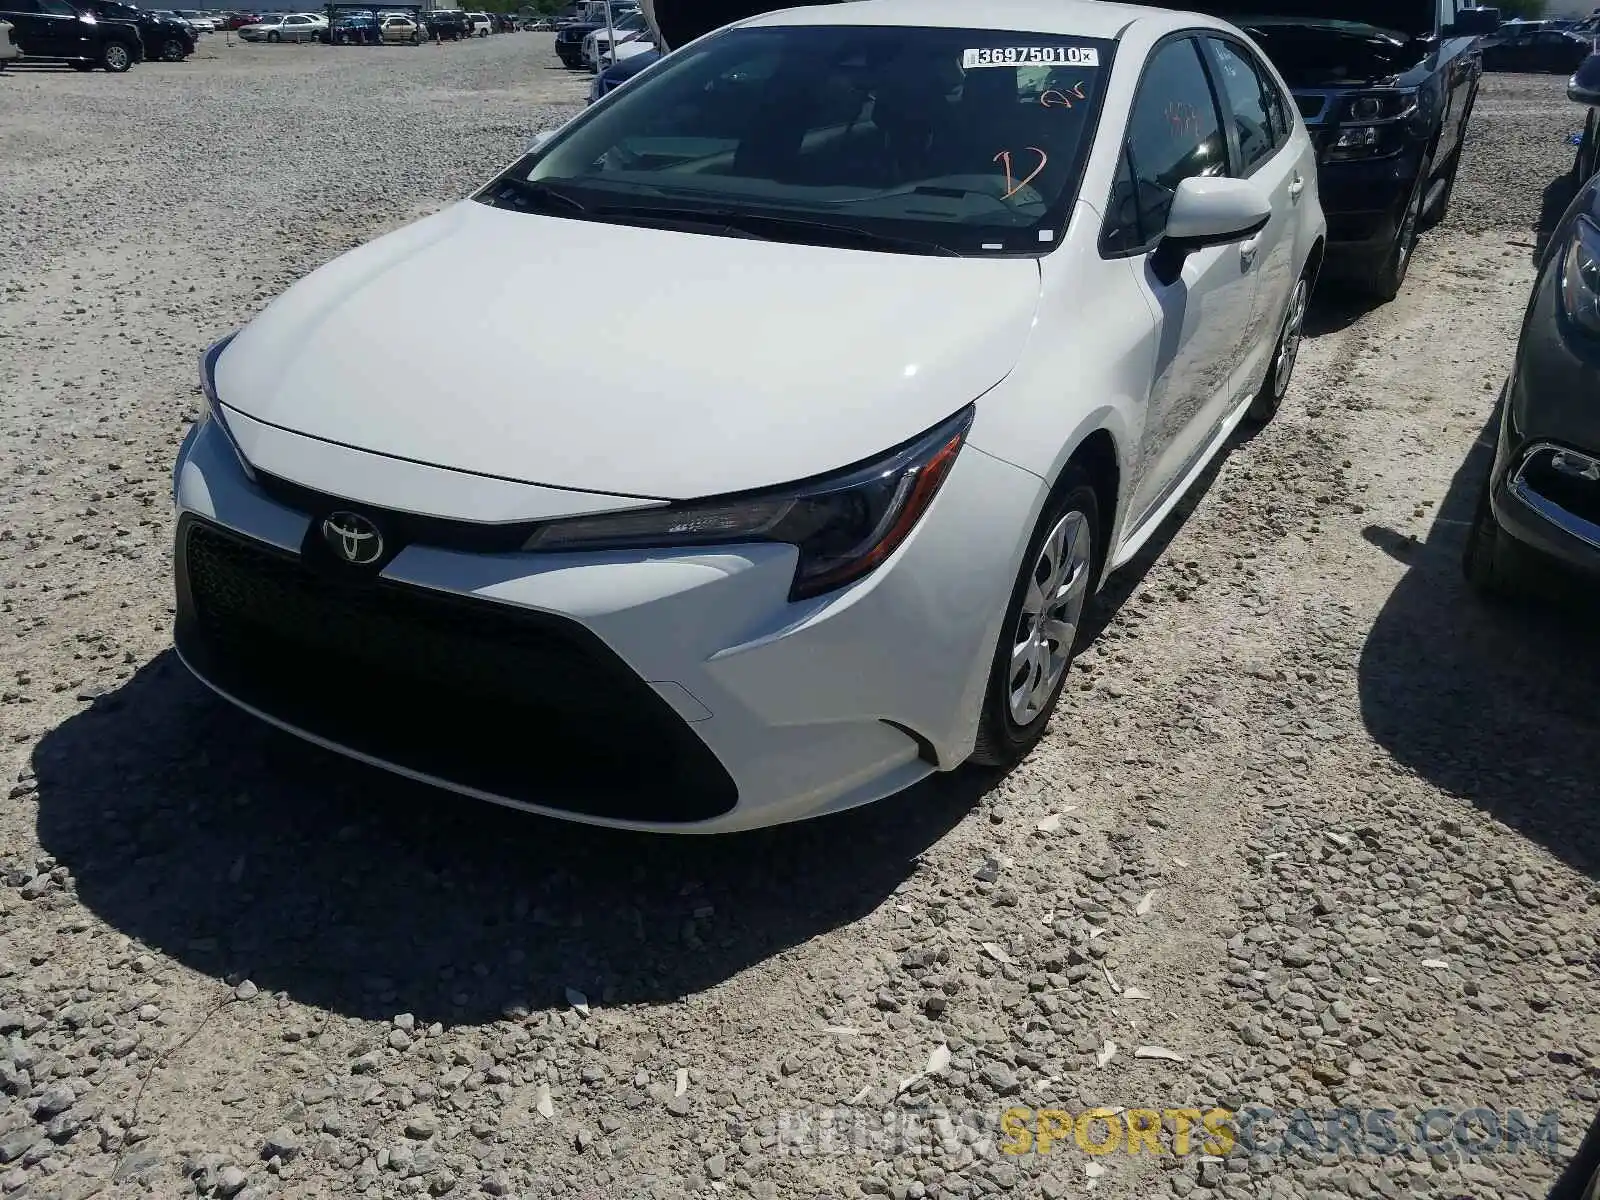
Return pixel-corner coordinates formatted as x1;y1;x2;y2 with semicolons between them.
556;43;584;65
1486;251;1600;577
1313;147;1428;272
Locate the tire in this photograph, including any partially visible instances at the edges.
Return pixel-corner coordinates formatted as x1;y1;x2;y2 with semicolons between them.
970;465;1101;768
410;31;420;44
1359;151;1431;303
159;36;187;60
100;39;133;71
1246;268;1310;424
1461;465;1527;598
266;29;280;42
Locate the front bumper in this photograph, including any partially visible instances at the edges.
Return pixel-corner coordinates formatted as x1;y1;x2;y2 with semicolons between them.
1308;148;1426;269
170;415;1041;833
1487;259;1600;577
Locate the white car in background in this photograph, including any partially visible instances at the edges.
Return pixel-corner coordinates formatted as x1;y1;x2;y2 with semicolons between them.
173;0;1324;833
582;7;647;68
178;9;216;30
238;11;324;40
466;10;490;35
0;18;19;65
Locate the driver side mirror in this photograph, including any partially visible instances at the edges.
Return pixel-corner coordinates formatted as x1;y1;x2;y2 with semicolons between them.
1152;175;1271;284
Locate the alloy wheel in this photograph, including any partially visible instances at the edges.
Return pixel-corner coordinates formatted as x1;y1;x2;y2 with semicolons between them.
104;42;129;69
1273;277;1309;398
1007;508;1092;726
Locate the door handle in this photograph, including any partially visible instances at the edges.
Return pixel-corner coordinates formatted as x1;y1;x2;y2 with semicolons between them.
1288;173;1305;201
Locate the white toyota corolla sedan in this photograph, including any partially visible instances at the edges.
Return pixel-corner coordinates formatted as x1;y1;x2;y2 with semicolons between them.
172;0;1325;833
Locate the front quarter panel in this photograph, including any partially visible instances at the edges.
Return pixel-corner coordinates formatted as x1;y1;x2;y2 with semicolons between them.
964;199;1151;566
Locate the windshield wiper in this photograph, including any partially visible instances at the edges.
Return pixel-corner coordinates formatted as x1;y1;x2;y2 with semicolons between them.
486;178;591;215
591;203;962;256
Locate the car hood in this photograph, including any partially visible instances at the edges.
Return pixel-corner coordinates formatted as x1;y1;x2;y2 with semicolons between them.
1232;16;1428;86
1120;0;1434;42
214;201;1042;500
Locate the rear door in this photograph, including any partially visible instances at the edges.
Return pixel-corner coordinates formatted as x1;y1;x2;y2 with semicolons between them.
1202;34;1305;388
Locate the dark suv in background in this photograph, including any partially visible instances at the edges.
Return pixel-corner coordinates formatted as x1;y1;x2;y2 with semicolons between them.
77;0;193;59
424;6;467;39
0;0;142;69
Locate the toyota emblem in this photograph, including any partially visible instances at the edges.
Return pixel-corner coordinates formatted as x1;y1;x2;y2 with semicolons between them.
321;511;384;565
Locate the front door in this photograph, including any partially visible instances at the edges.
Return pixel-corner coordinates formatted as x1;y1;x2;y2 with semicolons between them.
1103;34;1262;526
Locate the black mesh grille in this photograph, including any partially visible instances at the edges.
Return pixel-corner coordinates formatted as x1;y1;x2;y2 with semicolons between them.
175;517;737;822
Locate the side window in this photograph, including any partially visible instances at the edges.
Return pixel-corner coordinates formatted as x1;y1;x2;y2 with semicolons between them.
1208;38;1278;172
6;0;39;12
1104;37;1227;253
38;0;77;14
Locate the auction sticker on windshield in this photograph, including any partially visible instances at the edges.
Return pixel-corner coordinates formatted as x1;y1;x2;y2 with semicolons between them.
963;46;1099;68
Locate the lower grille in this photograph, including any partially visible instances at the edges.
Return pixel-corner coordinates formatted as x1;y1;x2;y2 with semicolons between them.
175;517;737;822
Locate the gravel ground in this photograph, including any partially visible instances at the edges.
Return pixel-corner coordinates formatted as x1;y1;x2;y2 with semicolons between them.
1;38;1598;1200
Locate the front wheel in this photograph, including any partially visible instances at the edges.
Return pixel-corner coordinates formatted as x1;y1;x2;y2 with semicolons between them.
160;36;187;60
1361;154;1430;303
1462;467;1528;598
266;29;280;41
101;39;133;70
970;467;1100;768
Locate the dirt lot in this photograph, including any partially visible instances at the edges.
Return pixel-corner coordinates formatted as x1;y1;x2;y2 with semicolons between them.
1;33;1598;1200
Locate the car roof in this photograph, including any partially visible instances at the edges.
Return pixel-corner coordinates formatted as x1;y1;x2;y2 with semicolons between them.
733;0;1219;41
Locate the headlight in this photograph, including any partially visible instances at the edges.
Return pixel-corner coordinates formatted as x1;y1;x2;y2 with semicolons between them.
1559;216;1600;336
522;406;975;601
199;331;256;481
1341;90;1417;122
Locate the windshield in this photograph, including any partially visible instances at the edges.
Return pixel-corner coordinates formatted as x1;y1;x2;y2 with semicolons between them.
478;24;1113;255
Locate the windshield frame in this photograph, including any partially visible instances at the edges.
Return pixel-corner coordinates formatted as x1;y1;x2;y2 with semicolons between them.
475;23;1117;258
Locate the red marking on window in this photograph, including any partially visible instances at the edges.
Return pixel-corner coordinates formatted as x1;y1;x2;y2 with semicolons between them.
1040;82;1086;108
994;147;1048;198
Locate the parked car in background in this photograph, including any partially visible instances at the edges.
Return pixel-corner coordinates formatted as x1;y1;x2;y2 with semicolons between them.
581;6;646;69
325;8;378;42
378;12;420;41
0;0;142;70
553;13;602;65
79;0;194;60
424;6;467;38
587;40;656;101
465;9;488;35
238;11;323;40
1120;0;1483;303
1481;25;1593;72
175;0;1326;833
177;9;215;31
0;16;19;64
1462;158;1600;596
223;11;260;28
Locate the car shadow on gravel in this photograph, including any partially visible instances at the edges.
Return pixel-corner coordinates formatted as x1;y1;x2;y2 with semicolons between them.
1357;407;1600;880
31;654;985;1027
1534;169;1580;264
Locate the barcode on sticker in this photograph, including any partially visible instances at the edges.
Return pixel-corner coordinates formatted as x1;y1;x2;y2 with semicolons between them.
963;45;1099;68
